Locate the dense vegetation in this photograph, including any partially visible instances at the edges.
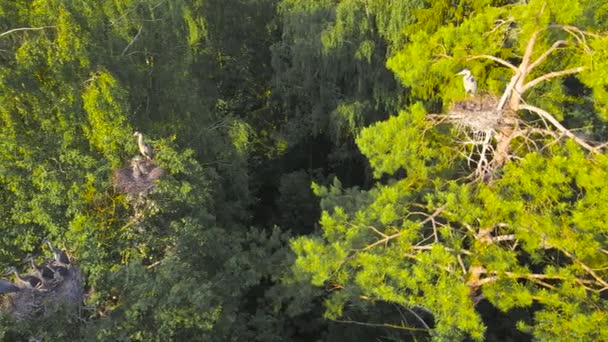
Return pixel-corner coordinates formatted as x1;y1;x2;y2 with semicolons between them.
1;0;607;340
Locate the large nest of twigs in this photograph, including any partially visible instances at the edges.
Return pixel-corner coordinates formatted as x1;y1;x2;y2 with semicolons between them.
448;95;503;133
113;157;165;196
0;265;83;321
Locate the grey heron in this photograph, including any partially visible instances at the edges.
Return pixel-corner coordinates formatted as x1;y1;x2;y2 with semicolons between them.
5;267;42;289
130;157;146;178
457;69;477;96
133;132;154;160
0;279;20;294
42;238;70;267
49;263;69;278
23;255;54;281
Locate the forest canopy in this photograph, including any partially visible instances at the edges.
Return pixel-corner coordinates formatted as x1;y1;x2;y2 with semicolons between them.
0;0;607;341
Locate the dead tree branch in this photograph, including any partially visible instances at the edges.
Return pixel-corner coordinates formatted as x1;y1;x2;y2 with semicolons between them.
527;40;568;71
121;26;143;56
522;67;585;93
518;104;599;152
466;54;518;71
0;26;56;38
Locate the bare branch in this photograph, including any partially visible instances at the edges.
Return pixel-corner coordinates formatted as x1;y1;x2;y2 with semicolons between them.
548;25;601;38
492;234;515;242
412;244;472;256
457;254;467;274
521;30;542;70
362;231;401;251
518;104;597;152
559;249;608;289
528;40;568;71
0;26;56;38
547;24;599;54
466;54;518;71
121;26;143;56
496;72;521;110
521;67;584;93
484;18;515;38
367;225;388;238
403;306;431;330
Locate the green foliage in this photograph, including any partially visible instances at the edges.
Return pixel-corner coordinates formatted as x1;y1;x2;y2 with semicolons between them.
291;1;608;340
272;0;407;147
82;71;132;165
2;0;608;341
0;0;287;340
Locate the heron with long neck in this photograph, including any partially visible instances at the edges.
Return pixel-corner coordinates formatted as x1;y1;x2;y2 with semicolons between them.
42;238;70;267
133;132;154;160
5;267;42;289
457;68;477;96
0;279;20;294
23;254;54;281
130;156;150;178
49;263;69;278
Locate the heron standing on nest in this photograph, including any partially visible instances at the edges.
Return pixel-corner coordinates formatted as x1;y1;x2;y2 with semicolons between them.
23;255;55;282
457;69;477;96
5;267;42;289
133;132;154;160
42;238;71;268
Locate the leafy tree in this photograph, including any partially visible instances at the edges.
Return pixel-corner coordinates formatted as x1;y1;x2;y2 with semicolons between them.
0;1;290;340
292;1;608;340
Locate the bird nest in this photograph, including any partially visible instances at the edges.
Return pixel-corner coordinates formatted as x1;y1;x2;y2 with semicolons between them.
448;95;503;133
0;265;83;321
113;157;165;196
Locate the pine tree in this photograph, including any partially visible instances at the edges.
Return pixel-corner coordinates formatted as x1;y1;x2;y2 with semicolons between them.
292;1;608;340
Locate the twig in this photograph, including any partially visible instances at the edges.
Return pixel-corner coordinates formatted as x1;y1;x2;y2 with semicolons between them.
332;318;429;333
492;234;515;242
146;261;162;269
559;249;608;289
121;26;143;56
0;26;56;38
403;307;431;330
362;206;446;251
412;245;472;256
367;226;388;238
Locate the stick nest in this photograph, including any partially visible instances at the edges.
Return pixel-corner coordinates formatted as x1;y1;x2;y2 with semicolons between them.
448;95;503;133
113;157;165;196
0;265;84;321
